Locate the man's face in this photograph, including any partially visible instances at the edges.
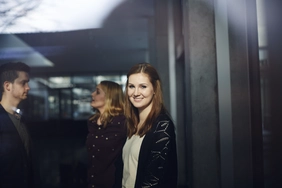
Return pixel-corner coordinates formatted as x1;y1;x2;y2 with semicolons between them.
10;71;30;102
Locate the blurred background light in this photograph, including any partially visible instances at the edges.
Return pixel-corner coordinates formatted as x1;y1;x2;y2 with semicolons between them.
0;0;126;33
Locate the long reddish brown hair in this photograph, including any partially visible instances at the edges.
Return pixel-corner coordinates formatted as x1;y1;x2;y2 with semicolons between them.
124;63;167;137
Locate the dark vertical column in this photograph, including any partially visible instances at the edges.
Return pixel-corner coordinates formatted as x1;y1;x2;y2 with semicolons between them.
215;0;234;187
246;0;264;187
153;0;170;110
171;0;189;186
226;0;263;187
182;0;220;188
265;1;282;187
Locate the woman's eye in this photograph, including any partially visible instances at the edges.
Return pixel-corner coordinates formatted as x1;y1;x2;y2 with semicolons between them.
128;85;134;88
141;85;147;89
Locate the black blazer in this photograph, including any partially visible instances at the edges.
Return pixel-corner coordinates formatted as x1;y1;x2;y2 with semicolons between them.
135;113;178;188
0;105;34;188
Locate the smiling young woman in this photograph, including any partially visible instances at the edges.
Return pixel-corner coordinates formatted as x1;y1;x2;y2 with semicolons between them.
122;63;178;188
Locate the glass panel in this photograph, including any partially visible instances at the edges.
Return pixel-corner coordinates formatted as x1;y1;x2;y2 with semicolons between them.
28;74;126;121
257;0;269;131
22;78;49;120
60;89;72;119
95;75;127;90
30;89;48;121
257;0;271;187
48;90;60;119
73;88;93;120
49;77;72;88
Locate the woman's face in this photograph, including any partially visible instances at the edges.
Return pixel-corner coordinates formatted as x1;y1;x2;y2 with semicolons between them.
127;73;154;113
91;84;106;113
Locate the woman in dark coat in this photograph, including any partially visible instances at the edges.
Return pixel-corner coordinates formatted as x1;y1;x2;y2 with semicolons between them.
86;80;127;188
122;63;178;188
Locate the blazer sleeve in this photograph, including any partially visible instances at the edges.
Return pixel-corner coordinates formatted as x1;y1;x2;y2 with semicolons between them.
140;118;177;188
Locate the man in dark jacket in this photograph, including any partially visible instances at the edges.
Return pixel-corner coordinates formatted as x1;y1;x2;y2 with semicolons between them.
0;62;36;188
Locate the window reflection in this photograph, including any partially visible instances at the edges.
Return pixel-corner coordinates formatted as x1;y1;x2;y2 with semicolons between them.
25;74;126;121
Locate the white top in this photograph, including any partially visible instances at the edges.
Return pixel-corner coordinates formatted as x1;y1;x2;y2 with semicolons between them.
122;134;145;188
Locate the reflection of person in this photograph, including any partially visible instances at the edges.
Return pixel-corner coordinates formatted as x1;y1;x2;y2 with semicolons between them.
0;62;36;188
86;80;127;188
122;63;178;188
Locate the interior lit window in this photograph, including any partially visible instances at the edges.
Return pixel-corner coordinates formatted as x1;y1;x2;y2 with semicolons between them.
26;74;126;121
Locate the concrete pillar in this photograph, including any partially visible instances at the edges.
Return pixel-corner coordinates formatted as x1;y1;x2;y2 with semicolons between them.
182;0;220;188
